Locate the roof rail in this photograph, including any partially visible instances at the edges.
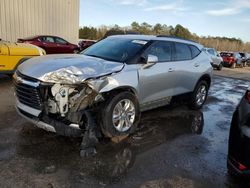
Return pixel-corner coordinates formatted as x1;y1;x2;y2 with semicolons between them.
156;35;197;43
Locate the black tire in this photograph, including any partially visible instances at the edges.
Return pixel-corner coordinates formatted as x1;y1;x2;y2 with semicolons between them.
101;92;141;138
217;63;223;70
188;81;208;110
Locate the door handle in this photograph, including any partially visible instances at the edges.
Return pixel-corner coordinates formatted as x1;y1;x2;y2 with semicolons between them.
168;68;174;72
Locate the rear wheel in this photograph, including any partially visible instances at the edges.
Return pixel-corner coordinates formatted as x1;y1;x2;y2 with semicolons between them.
189;81;208;110
101;92;140;138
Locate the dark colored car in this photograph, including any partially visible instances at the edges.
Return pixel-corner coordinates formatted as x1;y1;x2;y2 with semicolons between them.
78;39;96;51
239;52;250;67
220;52;242;68
17;35;79;54
228;88;250;177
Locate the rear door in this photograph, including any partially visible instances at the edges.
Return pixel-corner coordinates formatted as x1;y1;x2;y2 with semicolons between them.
170;42;202;95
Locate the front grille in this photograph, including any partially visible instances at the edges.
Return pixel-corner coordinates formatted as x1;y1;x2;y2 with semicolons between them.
14;72;42;110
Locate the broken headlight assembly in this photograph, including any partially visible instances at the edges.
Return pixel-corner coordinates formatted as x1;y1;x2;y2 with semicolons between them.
46;83;100;118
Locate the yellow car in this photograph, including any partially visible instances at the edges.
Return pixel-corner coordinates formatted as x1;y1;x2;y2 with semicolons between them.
0;41;46;74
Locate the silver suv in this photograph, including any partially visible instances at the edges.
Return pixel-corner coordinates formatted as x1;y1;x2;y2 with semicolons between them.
204;48;223;70
14;35;212;141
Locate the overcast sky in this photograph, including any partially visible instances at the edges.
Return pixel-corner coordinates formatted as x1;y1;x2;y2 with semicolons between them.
80;0;250;42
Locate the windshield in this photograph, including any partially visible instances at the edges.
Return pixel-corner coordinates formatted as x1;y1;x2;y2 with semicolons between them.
82;37;148;62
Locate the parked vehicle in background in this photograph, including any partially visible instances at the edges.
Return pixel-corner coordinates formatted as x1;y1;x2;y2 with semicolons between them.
14;35;212;152
204;48;223;70
220;52;242;68
0;41;45;75
17;35;79;54
239;52;250;67
228;88;250;177
78;39;96;51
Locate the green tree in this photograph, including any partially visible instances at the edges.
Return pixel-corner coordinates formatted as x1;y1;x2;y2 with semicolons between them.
173;24;192;39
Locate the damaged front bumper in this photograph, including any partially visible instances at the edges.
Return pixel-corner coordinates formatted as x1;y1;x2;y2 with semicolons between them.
13;59;124;139
13;70;104;137
16;99;83;137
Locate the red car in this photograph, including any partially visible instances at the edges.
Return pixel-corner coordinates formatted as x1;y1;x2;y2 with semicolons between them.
78;39;96;51
17;35;79;54
220;52;242;68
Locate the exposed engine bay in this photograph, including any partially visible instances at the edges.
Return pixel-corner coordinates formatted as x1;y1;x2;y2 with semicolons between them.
40;80;107;131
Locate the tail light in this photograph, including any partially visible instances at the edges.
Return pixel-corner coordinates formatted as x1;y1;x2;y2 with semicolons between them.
229;156;248;171
245;90;250;103
239;163;247;171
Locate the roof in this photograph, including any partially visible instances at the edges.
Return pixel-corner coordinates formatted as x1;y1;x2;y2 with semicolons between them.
109;34;203;49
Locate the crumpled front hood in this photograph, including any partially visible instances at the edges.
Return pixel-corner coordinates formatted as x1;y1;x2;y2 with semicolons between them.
18;54;124;83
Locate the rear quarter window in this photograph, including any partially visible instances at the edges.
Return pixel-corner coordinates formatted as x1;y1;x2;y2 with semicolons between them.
190;45;201;58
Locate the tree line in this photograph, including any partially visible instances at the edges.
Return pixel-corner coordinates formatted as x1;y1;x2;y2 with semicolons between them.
79;22;250;52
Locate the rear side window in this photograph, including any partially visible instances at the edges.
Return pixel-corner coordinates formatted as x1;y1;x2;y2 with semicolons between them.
207;49;215;56
174;43;192;61
190;45;201;58
220;52;233;57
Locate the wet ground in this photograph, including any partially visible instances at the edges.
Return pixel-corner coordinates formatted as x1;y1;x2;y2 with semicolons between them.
0;74;250;188
214;66;250;81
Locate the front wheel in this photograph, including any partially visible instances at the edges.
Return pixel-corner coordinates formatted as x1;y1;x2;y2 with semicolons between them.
101;92;141;138
189;81;208;110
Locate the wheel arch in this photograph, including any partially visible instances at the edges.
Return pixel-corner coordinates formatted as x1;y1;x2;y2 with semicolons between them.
102;86;138;98
196;74;211;90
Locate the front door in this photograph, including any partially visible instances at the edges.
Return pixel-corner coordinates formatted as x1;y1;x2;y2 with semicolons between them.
138;41;176;110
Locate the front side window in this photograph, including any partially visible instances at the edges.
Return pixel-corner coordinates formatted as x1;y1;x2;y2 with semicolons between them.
174;43;192;61
83;38;148;62
143;41;172;62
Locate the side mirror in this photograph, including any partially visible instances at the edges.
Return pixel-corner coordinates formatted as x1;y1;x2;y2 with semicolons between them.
147;54;158;63
142;54;158;69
